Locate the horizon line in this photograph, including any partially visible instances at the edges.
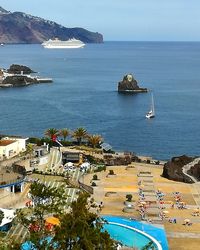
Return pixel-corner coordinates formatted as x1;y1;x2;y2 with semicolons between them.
104;40;200;42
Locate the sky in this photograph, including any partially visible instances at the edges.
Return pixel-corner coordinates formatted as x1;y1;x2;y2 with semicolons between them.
0;0;200;41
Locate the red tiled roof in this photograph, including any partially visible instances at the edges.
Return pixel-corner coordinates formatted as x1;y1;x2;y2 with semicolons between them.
0;140;16;146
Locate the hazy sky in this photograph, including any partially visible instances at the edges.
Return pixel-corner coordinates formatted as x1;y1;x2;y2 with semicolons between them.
1;0;200;41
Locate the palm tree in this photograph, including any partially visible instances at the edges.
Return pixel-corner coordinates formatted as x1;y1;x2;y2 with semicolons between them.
60;128;70;141
88;134;103;148
26;143;34;159
44;128;59;140
72;127;88;145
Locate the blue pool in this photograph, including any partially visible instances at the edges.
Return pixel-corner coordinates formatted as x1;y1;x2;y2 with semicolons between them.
103;216;168;250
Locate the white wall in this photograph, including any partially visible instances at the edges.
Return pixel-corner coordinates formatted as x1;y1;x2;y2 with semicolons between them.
0;137;28;159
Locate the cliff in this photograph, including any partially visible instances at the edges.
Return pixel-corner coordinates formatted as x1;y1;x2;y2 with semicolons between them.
162;155;195;183
118;74;148;93
0;7;103;44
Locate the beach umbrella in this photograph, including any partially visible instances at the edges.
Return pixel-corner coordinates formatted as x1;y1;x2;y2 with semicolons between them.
45;216;60;226
194;209;199;213
140;201;146;205
163;210;169;213
163;210;169;214
65;162;73;167
184;219;190;223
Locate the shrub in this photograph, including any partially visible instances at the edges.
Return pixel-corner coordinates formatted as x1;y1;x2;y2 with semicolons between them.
91;182;97;187
93;174;98;180
109;170;114;175
94;165;106;173
126;194;133;202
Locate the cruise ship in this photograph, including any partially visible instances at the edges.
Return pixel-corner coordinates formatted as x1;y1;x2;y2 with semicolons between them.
42;38;85;49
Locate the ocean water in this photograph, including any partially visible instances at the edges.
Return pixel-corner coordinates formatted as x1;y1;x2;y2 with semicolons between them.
0;42;200;160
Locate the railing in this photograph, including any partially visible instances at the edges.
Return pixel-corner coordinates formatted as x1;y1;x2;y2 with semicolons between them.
0;176;25;189
78;176;93;194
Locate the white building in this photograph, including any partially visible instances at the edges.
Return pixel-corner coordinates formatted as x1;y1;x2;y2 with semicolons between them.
0;208;15;231
0;137;28;160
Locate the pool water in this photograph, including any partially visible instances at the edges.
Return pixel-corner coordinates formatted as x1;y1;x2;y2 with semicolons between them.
103;223;155;249
103;216;168;250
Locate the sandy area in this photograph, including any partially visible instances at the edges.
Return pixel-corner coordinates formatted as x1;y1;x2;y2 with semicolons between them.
85;162;200;250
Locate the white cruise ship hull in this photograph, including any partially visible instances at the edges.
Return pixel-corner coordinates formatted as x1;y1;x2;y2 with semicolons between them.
43;44;85;49
42;38;85;49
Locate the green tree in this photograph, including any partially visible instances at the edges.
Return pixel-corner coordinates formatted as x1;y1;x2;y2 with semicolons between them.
44;128;59;140
141;240;155;250
16;182;68;249
88;134;103;148
0;238;21;250
59;128;70;141
26;143;34;159
72;127;88;145
15;183;115;249
54;192;115;249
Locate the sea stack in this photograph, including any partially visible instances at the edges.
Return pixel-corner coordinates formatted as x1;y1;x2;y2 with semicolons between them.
118;74;148;93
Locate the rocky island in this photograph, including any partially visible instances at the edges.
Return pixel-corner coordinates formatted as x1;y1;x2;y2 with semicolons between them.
118;74;148;93
0;64;52;88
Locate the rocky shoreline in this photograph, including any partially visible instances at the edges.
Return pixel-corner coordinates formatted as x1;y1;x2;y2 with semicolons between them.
162;155;200;183
0;64;52;88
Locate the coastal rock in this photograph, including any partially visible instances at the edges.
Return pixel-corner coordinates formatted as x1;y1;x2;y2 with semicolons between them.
0;64;52;88
118;74;148;93
2;75;36;86
0;7;103;44
103;152;136;166
7;64;35;74
188;163;200;181
162;155;194;183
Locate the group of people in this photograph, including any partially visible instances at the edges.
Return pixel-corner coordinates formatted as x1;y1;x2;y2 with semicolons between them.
172;191;187;209
168;218;177;223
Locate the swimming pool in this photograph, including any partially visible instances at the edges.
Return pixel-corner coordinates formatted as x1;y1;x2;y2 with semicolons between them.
103;216;168;250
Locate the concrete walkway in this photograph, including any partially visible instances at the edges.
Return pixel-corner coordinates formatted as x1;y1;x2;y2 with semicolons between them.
182;157;200;183
167;232;200;238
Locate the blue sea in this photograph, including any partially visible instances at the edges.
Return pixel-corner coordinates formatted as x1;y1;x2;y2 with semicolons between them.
0;42;200;160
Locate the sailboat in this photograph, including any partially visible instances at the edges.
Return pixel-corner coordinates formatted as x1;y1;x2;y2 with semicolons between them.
146;92;155;119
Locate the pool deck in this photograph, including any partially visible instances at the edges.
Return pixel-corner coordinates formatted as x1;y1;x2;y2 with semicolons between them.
83;162;200;250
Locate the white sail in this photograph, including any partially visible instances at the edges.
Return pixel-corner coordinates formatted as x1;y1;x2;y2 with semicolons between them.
146;92;155;119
